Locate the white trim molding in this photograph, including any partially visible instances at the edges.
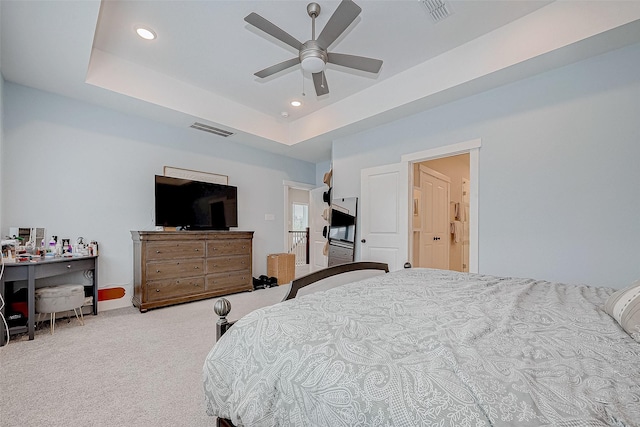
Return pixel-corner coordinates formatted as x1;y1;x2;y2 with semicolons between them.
402;138;480;273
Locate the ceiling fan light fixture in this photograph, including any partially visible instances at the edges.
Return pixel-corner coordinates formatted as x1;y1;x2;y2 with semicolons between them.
301;56;325;74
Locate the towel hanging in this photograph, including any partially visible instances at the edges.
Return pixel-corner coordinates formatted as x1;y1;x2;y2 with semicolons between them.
450;220;462;243
454;202;461;221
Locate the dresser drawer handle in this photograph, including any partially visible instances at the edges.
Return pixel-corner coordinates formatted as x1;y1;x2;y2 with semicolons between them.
66;265;72;269
194;266;199;269
156;289;160;292
156;269;160;273
195;248;199;252
177;262;180;265
193;283;200;287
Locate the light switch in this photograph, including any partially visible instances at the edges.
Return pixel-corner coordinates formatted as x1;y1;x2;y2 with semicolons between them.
264;214;275;221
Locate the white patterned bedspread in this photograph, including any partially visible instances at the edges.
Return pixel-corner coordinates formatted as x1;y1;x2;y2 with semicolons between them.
203;268;640;426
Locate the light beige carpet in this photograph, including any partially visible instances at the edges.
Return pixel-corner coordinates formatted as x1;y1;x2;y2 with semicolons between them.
0;286;287;427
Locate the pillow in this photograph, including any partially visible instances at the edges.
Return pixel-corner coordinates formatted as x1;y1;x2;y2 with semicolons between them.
605;279;640;342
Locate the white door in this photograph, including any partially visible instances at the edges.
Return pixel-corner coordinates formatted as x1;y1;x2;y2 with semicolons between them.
419;166;450;269
309;187;329;272
360;162;409;272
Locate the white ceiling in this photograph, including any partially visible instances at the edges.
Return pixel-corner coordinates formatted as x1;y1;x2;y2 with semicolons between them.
2;1;640;163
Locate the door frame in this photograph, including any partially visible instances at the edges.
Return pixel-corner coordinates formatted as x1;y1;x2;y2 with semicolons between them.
401;138;480;273
282;180;315;252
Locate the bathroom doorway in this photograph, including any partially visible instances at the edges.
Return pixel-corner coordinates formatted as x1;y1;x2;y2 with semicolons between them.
411;153;470;272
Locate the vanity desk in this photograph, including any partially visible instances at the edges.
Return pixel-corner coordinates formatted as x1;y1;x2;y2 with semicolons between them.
0;255;98;345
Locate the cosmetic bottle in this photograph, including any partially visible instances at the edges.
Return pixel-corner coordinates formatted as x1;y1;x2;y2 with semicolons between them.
48;237;56;256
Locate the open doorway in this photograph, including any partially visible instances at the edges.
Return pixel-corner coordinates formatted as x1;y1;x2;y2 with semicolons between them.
411;154;470;272
283;180;330;278
403;139;479;272
286;186;311;277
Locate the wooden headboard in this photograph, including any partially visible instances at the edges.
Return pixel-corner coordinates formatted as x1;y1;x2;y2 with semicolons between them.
214;261;389;340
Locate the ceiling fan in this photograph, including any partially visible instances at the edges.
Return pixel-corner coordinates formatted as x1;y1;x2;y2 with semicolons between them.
244;0;383;96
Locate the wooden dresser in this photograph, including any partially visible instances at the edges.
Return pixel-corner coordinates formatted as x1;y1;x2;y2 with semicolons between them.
131;231;253;312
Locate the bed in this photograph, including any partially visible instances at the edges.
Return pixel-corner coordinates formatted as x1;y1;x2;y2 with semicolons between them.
203;264;640;426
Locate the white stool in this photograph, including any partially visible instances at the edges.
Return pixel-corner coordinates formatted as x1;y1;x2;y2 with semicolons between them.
35;284;85;334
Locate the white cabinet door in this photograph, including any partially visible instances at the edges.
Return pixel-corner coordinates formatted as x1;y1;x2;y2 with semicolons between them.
418;165;450;269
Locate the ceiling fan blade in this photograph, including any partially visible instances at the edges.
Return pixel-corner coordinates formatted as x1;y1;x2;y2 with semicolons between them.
312;71;329;96
327;52;383;74
316;0;362;50
255;58;301;78
245;12;303;51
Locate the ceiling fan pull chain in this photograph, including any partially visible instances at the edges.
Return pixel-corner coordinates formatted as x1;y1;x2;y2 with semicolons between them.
302;71;306;97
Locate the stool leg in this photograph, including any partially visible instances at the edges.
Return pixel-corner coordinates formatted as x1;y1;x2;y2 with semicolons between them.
50;312;55;334
73;308;85;326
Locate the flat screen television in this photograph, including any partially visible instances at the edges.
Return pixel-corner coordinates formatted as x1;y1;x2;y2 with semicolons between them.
328;209;356;243
155;175;238;230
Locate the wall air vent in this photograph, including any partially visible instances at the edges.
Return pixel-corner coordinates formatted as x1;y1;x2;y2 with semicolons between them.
420;0;452;23
190;122;234;137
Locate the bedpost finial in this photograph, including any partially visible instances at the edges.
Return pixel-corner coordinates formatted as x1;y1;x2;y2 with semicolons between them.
214;298;232;320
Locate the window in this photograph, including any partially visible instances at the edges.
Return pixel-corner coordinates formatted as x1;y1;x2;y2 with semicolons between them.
292;203;308;231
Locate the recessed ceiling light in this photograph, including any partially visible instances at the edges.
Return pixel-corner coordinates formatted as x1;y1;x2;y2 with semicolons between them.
290;100;302;107
136;27;156;40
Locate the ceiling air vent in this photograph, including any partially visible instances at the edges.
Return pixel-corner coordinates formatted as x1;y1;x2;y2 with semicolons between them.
190;122;234;137
420;0;452;23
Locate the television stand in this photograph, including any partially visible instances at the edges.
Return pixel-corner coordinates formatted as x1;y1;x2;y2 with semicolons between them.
131;230;253;312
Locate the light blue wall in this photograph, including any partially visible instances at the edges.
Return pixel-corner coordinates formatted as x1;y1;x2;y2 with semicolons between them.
0;2;4;230
332;43;640;289
1;83;316;307
315;160;331;187
0;75;3;232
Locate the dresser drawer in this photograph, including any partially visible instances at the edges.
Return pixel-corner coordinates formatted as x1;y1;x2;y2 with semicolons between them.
146;277;205;302
206;255;250;273
146;259;205;280
206;271;252;293
206;239;251;256
146;241;205;261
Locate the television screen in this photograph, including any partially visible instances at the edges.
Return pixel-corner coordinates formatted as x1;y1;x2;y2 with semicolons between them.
155;175;238;230
329;209;356;243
